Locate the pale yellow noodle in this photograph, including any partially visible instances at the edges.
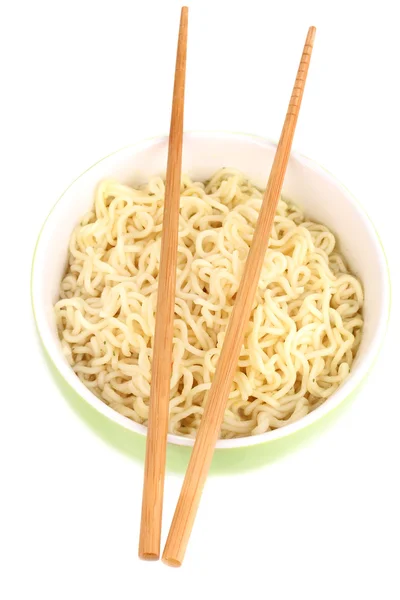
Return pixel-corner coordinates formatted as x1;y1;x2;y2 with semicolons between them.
54;168;363;438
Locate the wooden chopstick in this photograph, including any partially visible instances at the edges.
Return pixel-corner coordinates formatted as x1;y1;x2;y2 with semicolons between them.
162;25;316;567
138;6;188;561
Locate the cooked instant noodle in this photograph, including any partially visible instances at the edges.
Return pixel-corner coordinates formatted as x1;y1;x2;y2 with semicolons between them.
54;168;363;438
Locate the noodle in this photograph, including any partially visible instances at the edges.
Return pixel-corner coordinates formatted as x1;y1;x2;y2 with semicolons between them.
54;168;363;438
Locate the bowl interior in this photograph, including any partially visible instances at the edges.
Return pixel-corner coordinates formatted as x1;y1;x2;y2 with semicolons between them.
32;132;389;448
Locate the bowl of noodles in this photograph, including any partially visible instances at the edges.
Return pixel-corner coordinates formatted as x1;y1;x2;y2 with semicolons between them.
32;132;390;448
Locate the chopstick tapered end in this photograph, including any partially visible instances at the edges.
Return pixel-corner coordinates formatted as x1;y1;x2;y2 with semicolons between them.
180;7;189;29
307;26;316;44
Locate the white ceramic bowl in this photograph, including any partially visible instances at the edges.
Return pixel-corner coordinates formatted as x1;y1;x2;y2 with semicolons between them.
32;132;390;448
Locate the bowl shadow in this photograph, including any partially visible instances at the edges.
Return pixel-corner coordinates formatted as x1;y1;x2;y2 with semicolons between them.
41;343;361;476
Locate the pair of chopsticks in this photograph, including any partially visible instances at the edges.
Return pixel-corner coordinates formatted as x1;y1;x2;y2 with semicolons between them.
139;5;316;566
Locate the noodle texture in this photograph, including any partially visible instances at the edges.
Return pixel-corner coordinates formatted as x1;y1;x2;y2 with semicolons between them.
55;169;363;438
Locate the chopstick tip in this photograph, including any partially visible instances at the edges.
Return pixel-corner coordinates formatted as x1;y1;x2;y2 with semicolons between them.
307;26;316;43
180;6;189;24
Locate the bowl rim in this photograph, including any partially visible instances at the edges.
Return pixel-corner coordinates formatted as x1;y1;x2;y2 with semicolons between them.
31;130;391;449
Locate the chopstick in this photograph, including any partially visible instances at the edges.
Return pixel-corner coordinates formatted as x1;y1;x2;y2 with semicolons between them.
162;25;316;567
138;6;188;561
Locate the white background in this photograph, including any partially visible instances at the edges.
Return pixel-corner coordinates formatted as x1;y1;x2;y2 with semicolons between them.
1;0;399;598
